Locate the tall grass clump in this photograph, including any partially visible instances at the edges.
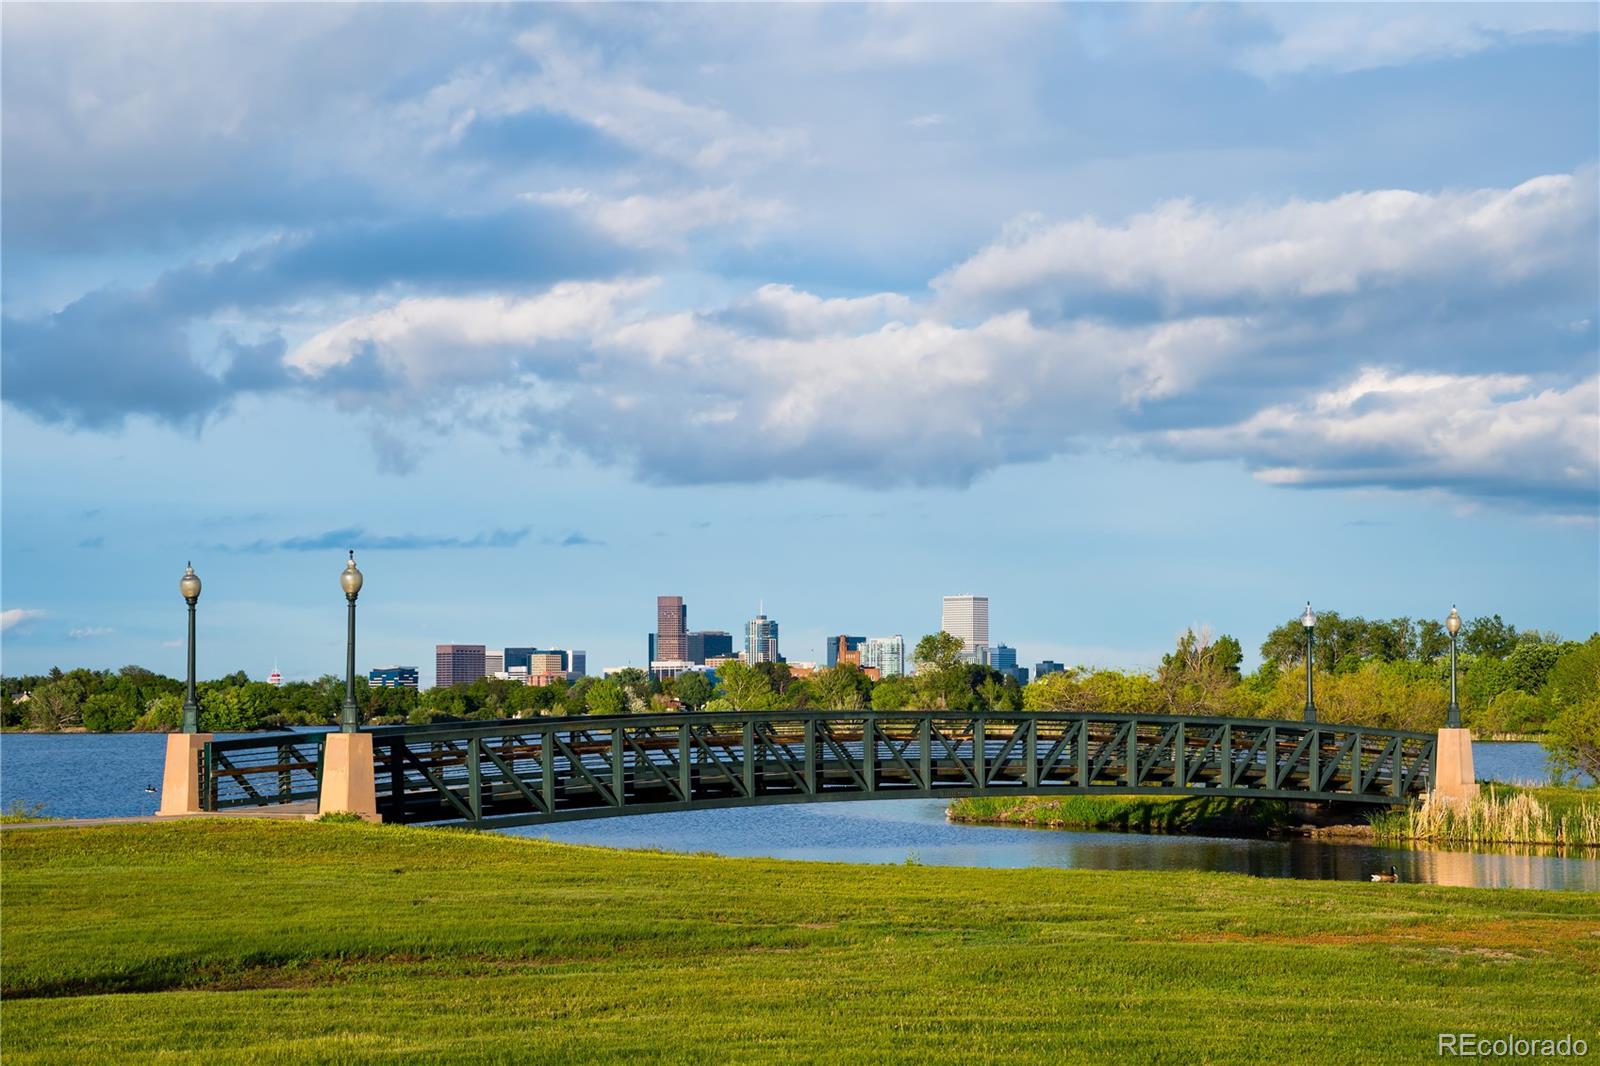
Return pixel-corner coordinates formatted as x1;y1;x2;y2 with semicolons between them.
1371;785;1600;848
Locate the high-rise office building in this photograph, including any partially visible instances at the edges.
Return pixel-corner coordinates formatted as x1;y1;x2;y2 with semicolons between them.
859;635;906;677
504;647;537;673
647;633;656;666
484;651;505;675
435;645;486;688
686;630;733;665
1035;660;1065;679
992;644;1027;685
368;665;419;689
530;651;566;677
656;596;687;662
567;650;587;678
745;612;780;664
826;635;866;668
941;595;990;664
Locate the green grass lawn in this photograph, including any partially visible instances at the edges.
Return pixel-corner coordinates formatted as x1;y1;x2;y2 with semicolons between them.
3;820;1597;1064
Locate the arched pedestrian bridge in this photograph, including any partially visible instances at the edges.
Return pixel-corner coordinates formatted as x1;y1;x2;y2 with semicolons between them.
199;710;1438;829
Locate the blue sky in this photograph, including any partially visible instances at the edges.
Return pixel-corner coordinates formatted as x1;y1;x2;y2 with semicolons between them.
2;3;1597;685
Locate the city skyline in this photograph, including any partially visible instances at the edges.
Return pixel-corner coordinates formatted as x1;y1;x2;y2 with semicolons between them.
2;6;1595;685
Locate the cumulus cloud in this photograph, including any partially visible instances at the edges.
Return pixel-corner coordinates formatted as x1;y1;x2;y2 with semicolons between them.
270;173;1597;515
1;208;628;428
934;172;1597;317
287;280;654;401
1159;370;1599;513
714;284;916;338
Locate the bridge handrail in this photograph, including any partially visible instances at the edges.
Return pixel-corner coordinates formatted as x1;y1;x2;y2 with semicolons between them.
364;709;1437;744
199;732;327;810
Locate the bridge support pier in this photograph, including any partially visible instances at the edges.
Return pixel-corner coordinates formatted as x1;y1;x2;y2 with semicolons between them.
157;732;213;816
318;732;380;822
1431;727;1478;806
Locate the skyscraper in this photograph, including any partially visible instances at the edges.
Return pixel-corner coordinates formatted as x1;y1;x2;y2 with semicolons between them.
435;645;486;688
529;651;566;677
826;635;866;667
485;651;505;675
368;665;419;689
992;644;1027;685
656;596;687;662
941;595;990;664
566;650;587;678
504;647;536;673
745;612;780;664
686;630;733;664
1035;660;1065;679
860;635;906;677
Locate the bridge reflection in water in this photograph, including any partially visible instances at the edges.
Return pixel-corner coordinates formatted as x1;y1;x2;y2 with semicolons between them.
201;711;1436;829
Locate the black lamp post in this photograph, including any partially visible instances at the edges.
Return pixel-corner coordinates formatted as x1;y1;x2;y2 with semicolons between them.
1446;606;1462;729
179;563;202;732
340;551;364;732
1301;601;1316;723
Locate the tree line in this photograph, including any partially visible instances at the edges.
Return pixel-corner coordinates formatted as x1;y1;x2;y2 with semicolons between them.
6;613;1596;782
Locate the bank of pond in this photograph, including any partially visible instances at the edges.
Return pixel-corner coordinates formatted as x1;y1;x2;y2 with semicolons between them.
947;783;1600;850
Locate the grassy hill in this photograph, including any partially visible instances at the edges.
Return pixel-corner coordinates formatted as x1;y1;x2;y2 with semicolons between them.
3;820;1596;1064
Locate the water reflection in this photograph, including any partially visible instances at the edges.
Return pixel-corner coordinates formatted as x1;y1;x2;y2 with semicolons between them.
507;797;1600;891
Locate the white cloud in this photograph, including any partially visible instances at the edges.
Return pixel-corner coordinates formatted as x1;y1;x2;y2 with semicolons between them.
935;171;1597;314
719;284;917;338
1238;4;1599;77
411;27;806;174
1160;369;1599;513
277;169;1597;515
522;186;787;249
1;609;44;632
68;626;114;639
286;279;656;393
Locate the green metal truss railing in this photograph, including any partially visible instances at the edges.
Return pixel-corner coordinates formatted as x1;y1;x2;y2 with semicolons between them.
199;732;327;811
353;710;1435;829
200;712;1437;826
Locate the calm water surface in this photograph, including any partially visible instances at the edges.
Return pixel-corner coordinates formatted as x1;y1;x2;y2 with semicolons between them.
3;733;1595;890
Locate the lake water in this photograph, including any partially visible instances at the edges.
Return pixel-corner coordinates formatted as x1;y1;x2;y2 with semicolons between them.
3;732;1596;890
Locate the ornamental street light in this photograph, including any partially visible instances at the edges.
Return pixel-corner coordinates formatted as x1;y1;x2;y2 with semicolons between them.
179;562;202;733
1301;601;1317;723
1446;605;1462;729
340;551;364;732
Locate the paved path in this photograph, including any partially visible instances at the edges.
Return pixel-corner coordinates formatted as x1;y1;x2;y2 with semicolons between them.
0;803;319;830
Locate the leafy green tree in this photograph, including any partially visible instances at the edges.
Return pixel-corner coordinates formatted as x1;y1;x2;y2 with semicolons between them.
1544;636;1600;711
912;632;967;710
1023;670;1081;711
1504;640;1566;698
811;665;869;710
585;680;625;716
1543;697;1600;784
870;676;917;711
136;693;183;731
714;660;776;709
82;691;137;732
1461;614;1519;659
674;671;714;710
1416;619;1450;662
1159;628;1243;713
